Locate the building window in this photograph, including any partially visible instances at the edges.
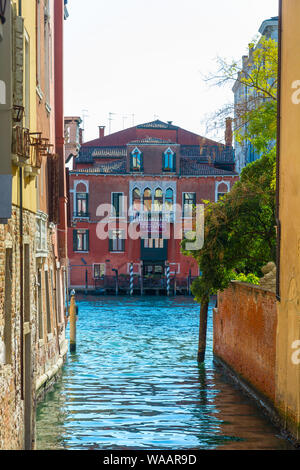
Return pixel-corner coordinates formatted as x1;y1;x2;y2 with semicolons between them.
36;212;48;255
111;192;124;218
45;270;52;335
73;229;89;252
132;188;141;218
163;148;175;171
183;193;196;217
131;147;142;172
154;189;163;212
109;230;125;252
37;270;43;340
93;263;105;279
215;181;230;202
165;188;174;212
143;188;152;212
75;192;89;217
144;238;164;249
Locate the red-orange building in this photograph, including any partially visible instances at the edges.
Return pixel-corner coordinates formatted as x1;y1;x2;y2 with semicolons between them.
68;120;238;293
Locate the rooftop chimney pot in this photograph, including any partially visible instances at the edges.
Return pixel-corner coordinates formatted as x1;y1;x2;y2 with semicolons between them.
98;126;105;139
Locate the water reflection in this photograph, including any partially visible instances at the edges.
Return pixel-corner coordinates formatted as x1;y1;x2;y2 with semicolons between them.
36;296;292;450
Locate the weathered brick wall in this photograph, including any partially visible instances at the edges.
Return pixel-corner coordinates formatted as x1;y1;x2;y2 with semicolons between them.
0;206;67;449
0;206;36;449
214;281;277;403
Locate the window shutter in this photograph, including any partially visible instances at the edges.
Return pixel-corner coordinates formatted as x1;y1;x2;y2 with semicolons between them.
162;152;165;171
73;230;77;251
86;193;89;215
140;153;144;172
172;153;176;172
130;154;133;172
86;230;90;251
109;231;113;252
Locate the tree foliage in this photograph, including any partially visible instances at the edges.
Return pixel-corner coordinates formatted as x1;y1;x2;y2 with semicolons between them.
182;151;276;304
205;35;278;159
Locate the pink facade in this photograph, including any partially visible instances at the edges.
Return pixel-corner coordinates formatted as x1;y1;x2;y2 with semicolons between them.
68;120;238;291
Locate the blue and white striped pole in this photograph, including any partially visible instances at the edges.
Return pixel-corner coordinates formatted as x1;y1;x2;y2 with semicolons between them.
166;262;170;297
130;262;134;296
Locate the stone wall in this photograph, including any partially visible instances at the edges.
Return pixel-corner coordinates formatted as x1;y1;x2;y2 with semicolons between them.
0;206;36;449
0;206;67;449
214;281;277;403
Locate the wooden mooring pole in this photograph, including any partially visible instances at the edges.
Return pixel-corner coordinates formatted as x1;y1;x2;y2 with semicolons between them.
69;289;77;352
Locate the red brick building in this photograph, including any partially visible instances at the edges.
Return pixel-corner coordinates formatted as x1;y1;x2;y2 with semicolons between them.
68;119;238;293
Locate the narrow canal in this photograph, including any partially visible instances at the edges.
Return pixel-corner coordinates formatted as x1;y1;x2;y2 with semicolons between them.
36;296;292;450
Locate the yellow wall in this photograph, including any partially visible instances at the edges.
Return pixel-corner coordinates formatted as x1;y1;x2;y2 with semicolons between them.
11;0;37;213
276;0;300;441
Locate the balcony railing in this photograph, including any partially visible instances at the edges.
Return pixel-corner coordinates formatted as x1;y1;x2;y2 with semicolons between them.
129;211;175;223
24;134;53;177
11;125;30;164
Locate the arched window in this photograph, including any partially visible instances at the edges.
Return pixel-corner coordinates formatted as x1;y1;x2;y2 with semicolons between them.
163;148;175;172
154;188;163;212
165;188;173;212
132;188;141;214
131;147;142;172
75;182;89;217
143;188;152;212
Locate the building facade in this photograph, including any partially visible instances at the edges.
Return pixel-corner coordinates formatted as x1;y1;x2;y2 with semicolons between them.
0;0;69;450
233;16;278;174
276;0;300;443
68;120;238;293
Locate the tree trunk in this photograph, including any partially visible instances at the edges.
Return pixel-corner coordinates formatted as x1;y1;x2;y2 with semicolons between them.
197;296;209;363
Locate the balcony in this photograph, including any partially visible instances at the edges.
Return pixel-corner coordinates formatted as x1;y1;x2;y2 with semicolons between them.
129;210;175;224
24;134;52;178
11;125;30;166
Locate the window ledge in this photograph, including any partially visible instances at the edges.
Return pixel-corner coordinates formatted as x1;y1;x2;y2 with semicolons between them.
74;251;89;253
36;250;48;259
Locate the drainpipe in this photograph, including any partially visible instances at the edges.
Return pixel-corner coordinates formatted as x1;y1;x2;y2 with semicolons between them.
20;167;24;400
18;0;24;401
276;0;282;301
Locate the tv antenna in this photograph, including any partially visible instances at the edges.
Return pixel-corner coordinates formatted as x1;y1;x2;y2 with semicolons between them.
108;112;117;134
81;109;89;130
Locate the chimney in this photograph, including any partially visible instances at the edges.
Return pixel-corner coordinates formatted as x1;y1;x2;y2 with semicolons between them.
225;118;233;147
98;126;105;139
79;128;83;145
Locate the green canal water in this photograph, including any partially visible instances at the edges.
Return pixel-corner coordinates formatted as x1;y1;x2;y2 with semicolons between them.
36;296;293;450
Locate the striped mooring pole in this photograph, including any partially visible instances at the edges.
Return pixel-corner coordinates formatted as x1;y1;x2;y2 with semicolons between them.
69;289;77;353
130;262;134;296
166;262;170;297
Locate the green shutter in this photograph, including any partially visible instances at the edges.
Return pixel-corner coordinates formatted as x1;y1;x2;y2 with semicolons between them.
140;153;144;172
73;230;77;251
172;153;176;172
86;230;90;251
86;193;89;216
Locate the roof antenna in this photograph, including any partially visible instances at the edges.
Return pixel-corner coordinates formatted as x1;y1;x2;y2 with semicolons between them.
108;112;117;134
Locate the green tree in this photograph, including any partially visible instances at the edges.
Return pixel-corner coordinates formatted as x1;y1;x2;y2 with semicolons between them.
185;35;278;364
205;36;278;160
182;152;276;363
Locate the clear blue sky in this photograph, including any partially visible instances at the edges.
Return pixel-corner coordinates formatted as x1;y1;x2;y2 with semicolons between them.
64;0;279;143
